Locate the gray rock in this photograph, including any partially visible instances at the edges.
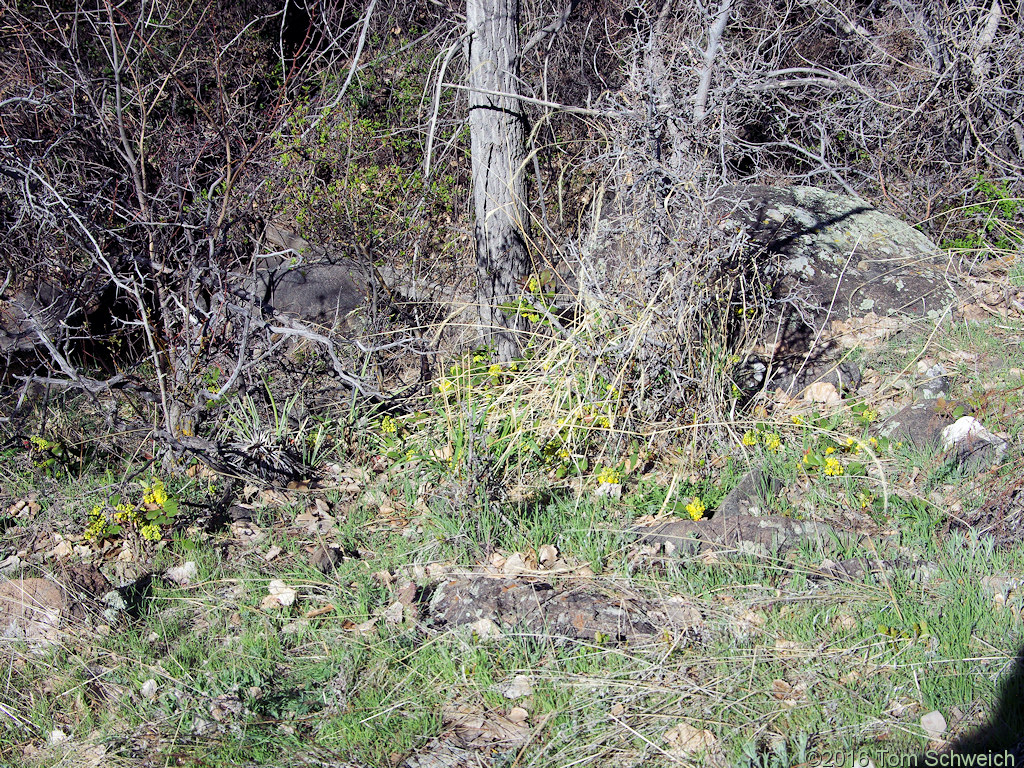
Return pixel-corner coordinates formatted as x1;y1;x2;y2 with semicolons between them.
427;577;660;643
713;469;782;520
250;242;373;331
639;514;847;557
0;281;77;353
877;401;959;451
711;185;959;355
915;362;950;400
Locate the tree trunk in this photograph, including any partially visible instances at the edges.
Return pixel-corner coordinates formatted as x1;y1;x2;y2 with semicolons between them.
467;0;529;361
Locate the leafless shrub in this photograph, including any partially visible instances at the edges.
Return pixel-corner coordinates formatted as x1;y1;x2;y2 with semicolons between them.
0;0;404;469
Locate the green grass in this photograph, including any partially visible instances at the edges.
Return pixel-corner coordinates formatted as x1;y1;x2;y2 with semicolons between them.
4;314;1024;767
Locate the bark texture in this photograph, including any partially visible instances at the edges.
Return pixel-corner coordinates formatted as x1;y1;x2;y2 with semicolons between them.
467;0;529;361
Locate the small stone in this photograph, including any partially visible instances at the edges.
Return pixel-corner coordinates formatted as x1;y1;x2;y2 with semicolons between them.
164;562;198;586
309;545;341;573
921;710;946;741
47;729;69;747
500;675;534;700
507;706;529;724
941;416;1009;469
141;678;158;701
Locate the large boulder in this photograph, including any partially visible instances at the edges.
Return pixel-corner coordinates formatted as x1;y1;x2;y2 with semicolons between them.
711;185;960;357
255;224;374;332
0;281;76;354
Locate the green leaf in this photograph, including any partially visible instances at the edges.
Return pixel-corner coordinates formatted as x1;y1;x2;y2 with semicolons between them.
162;497;178;518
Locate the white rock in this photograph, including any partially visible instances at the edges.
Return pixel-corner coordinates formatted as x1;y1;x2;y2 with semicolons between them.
593;482;622;499
941;416;1007;456
500;674;534;700
47;729;68;746
921;710;946;741
164;562;198;586
141;678;158;700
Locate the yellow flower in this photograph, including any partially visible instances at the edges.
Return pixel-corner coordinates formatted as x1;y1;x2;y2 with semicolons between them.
142;479;168;507
825;446;835;455
140;523;162;541
488;364;502;378
763;432;782;452
685;497;705;521
791;414;805;425
523;312;540;323
527;275;541;294
863;409;878;422
438;379;454;395
596;466;620;485
824;457;844;476
380;415;398;435
741;430;758;447
596;415;611;428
